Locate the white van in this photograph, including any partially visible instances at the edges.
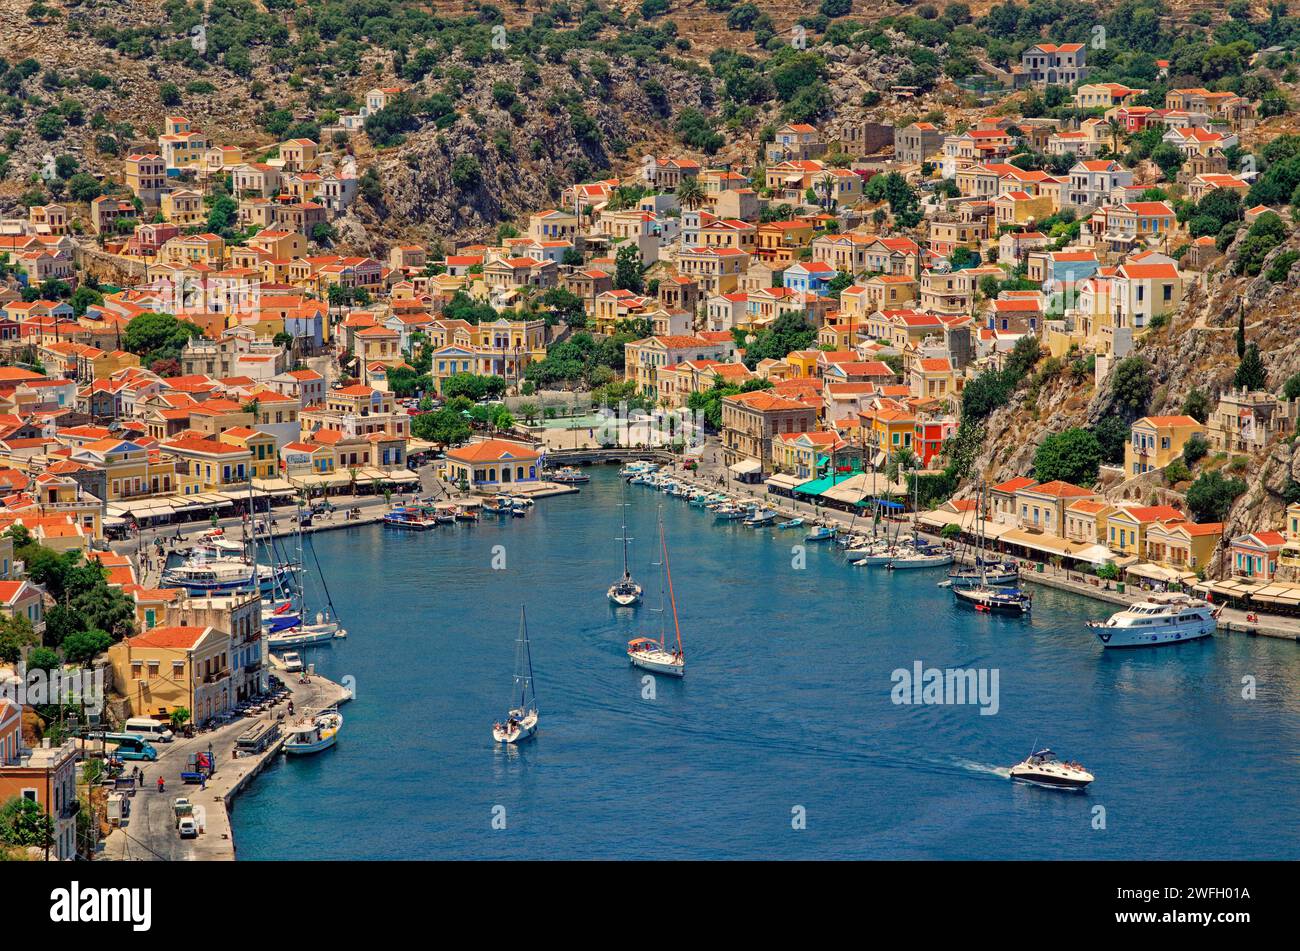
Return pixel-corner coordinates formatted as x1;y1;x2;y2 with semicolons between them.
124;717;175;743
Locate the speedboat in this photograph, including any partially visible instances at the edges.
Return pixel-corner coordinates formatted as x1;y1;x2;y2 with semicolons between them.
284;711;342;755
1086;592;1217;648
1009;749;1094;790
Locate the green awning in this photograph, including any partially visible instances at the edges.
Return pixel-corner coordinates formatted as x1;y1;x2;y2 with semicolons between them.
794;473;854;495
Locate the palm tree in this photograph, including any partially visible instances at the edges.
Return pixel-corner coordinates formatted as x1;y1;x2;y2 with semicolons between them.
676;176;706;211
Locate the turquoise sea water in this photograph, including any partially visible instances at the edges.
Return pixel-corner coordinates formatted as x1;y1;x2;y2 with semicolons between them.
231;468;1300;859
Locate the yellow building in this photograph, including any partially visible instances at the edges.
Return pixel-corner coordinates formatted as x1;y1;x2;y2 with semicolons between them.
161;435;255;491
218;427;279;480
107;625;231;722
1105;504;1184;558
1124;415;1205;477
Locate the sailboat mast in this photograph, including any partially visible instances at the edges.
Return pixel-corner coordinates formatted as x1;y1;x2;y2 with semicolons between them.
519;605;536;710
661;518;683;654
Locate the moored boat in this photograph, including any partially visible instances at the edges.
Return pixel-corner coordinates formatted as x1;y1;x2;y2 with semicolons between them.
776;517;804;529
284;710;342;755
550;465;590;484
805;524;837;542
608;492;642;607
886;546;954;570
1086;592;1216;648
953;583;1032;615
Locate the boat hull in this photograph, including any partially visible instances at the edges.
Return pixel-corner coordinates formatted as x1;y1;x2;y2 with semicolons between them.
953;587;1031;614
1088;620;1214;648
628;648;685;677
1009;769;1093;790
493;712;538;744
284;734;338;755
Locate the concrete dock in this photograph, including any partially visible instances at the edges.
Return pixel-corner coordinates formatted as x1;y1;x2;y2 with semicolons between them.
99;666;351;861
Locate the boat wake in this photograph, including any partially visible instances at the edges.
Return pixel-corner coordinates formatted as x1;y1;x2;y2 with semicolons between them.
956;761;1012;779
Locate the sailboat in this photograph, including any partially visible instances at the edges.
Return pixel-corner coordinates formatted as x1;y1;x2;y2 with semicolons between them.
950;483;1032;615
627;508;685;677
607;494;642;606
492;606;539;744
947;482;1018;588
266;515;346;648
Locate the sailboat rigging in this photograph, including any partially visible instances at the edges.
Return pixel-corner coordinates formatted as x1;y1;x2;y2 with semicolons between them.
627;507;685;677
607;490;642;606
493;605;539;744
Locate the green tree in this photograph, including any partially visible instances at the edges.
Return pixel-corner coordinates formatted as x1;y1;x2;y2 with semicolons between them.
1234;343;1268;391
613;243;644;294
1093;416;1130;465
0;613;37;664
1185;470;1247;522
0;796;53;848
1181;387;1210;424
1111;356;1154;418
1032;428;1103;485
61;628;112;666
122;312;203;365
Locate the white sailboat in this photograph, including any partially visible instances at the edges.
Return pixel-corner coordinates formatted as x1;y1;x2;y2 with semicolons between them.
627;508;685;677
493;606;539;744
607;493;642;606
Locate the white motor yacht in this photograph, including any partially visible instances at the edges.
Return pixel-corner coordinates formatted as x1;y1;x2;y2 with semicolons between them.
1086;592;1217;648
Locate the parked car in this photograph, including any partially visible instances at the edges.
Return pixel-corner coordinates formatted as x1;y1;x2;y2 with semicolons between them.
178;817;198;839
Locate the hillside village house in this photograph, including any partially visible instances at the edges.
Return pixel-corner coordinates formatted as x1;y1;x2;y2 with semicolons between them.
721;390;818;476
0;699;79;860
1207;389;1298;454
1125;415;1205;476
1018;42;1088;86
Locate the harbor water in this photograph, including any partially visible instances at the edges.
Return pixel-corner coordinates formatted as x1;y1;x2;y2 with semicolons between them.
231;469;1300;859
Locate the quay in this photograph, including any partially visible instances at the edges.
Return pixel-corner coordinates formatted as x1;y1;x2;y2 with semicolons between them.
614;456;1300;644
100;664;350;861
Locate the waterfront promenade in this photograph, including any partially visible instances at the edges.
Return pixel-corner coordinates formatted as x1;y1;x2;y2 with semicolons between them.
100;665;350;861
651;452;1300;643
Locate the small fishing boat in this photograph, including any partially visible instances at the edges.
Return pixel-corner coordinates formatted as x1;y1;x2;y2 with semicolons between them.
620;461;658;478
382;507;438;530
627;507;685;678
482;496;513;515
493;606;539;744
284;710;342;755
776;517;804;529
550;465;590;484
714;503;746;521
805;525;837;542
455;503;481;522
434;503;458;524
510;502;528;517
743;509;778;527
1009;749;1094;790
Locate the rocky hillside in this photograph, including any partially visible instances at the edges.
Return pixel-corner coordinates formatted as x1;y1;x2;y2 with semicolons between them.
968;226;1300;575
